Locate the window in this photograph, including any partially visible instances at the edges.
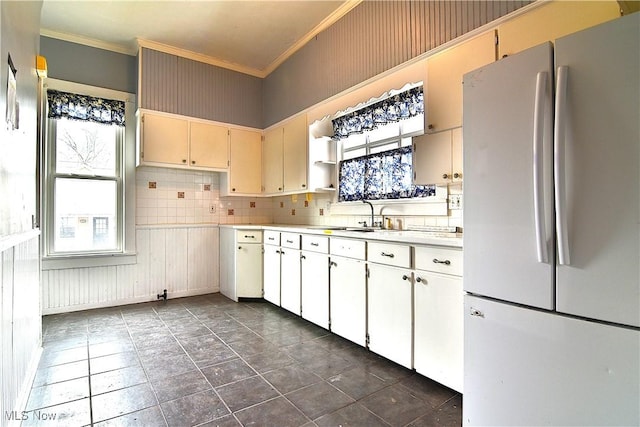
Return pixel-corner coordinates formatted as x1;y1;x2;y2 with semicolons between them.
334;85;434;202
44;84;132;257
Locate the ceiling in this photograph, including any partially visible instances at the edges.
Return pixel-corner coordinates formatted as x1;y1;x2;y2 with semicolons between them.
40;0;360;78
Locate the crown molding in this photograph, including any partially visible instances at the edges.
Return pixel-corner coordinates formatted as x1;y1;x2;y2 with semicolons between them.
40;28;137;56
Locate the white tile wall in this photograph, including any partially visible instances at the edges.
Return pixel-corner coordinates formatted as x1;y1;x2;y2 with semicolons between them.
135;167;274;225
136;166;462;229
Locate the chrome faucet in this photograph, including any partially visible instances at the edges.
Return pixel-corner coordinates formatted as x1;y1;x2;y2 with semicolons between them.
362;200;374;228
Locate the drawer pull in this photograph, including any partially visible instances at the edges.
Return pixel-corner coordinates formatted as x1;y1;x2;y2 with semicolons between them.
310;242;319;247
244;235;255;239
286;239;294;244
330;261;337;267
402;275;410;281
381;252;395;258
300;254;306;260
433;258;451;265
268;237;275;241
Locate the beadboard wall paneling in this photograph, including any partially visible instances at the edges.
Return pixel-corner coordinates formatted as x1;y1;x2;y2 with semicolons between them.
42;226;220;314
1;233;40;425
139;48;179;113
263;0;531;126
177;58;263;128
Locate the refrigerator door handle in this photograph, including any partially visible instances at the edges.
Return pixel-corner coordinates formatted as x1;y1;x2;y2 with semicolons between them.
533;71;549;263
554;66;571;265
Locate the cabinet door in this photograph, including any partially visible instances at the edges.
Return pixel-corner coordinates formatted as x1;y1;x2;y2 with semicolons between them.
329;257;366;346
237;243;263;298
413;130;452;185
367;264;413;369
301;251;329;329
263;245;281;305
189;121;228;169
497;1;620;58
228;128;262;194
141;112;189;165
414;271;463;392
263;127;283;193
426;31;496;132
283;114;308;192
280;249;301;315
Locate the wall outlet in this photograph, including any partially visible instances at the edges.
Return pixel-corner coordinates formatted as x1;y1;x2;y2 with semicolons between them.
209;204;217;214
449;194;462;210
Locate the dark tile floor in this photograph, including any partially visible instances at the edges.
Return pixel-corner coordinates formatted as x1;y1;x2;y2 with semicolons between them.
25;293;462;426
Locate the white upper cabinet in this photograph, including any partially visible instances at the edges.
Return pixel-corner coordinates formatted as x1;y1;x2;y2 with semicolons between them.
137;109;228;171
426;31;496;132
139;111;189;166
262;127;284;193
189;121;228;169
413;126;462;185
262;114;308;195
223;128;262;195
282;114;308;192
497;1;620;58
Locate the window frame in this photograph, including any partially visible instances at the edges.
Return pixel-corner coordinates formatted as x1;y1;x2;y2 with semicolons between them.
42;79;137;269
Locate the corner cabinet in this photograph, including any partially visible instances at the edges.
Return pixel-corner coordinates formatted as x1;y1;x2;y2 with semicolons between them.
137;109;228;171
221;128;262;195
262;114;308;195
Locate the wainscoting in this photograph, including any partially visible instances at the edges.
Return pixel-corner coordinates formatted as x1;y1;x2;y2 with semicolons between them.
42;225;219;315
1;231;41;426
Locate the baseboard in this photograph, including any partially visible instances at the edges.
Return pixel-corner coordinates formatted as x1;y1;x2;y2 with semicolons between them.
42;287;220;315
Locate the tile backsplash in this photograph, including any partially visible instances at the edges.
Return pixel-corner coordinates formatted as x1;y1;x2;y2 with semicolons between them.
136;167;461;229
135;167;272;225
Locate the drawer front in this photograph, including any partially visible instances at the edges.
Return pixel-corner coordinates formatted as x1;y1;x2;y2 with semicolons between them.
301;235;329;253
264;230;280;246
415;246;462;276
281;232;301;249
330;238;366;260
367;242;411;268
237;230;263;243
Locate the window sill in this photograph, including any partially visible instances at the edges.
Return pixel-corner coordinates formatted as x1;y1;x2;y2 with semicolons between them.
42;252;137;270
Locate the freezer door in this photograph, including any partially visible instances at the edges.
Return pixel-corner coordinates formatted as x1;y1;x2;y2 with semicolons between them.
554;13;640;327
463;43;555;309
464;295;640;426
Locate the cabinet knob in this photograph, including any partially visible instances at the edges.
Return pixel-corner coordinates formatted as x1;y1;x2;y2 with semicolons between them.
402;274;410;281
428;124;434;130
182;159;187;163
330;261;337;267
300;254;306;260
302;184;306;188
442;173;450;179
416;277;426;284
232;188;236;192
238;246;242;250
433;258;451;265
191;160;196;165
453;172;461;179
278;187;282;191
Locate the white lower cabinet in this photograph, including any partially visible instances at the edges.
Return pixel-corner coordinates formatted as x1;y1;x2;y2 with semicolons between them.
329;252;367;347
367;241;413;369
301;235;329;329
414;246;464;392
280;248;301;315
263;231;281;305
220;228;263;302
367;263;413;369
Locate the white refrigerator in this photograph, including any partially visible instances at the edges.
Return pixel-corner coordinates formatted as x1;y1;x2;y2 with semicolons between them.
462;13;639;426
